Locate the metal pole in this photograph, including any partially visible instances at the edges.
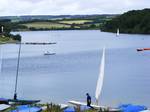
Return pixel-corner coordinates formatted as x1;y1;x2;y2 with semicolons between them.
14;42;22;100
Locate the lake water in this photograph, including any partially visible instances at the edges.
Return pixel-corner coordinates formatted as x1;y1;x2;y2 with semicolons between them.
0;30;150;107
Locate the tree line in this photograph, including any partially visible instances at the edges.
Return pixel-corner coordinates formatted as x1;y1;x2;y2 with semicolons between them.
101;8;150;34
0;19;21;41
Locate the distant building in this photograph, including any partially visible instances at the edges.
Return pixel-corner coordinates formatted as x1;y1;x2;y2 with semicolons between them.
0;26;4;36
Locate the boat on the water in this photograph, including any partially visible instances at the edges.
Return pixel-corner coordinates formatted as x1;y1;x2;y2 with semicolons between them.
116;28;120;37
0;43;40;105
44;51;56;55
137;48;150;52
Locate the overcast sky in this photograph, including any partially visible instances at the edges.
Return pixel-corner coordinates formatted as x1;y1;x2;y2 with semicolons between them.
0;0;149;16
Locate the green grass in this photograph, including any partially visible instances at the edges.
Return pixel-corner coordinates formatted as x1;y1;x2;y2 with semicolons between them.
22;22;71;29
0;36;17;44
59;20;92;24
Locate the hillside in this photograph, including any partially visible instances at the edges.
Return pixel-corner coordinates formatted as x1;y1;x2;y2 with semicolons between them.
0;15;117;31
101;9;150;34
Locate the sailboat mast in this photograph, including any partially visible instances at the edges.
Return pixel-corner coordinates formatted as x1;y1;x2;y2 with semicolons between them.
0;45;3;75
14;42;22;100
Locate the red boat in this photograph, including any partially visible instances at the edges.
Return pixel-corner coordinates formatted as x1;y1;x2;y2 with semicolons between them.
143;48;150;50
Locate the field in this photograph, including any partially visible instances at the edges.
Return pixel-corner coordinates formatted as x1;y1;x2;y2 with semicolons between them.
22;22;71;29
20;19;101;30
59;20;92;24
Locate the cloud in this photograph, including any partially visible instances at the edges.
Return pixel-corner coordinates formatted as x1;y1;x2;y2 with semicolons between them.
0;0;149;16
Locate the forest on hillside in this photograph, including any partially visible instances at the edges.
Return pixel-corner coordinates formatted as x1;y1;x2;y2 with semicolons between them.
101;9;150;34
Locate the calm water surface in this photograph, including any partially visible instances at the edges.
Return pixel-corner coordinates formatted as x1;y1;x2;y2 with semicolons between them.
0;30;150;107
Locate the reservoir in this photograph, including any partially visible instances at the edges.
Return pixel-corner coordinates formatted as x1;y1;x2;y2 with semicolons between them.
0;30;150;107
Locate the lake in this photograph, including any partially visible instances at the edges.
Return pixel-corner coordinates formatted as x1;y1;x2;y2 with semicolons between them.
0;30;150;107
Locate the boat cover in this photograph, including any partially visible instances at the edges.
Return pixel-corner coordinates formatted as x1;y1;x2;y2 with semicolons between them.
119;104;147;112
64;105;91;112
140;110;150;112
0;104;10;111
64;107;75;112
11;105;42;112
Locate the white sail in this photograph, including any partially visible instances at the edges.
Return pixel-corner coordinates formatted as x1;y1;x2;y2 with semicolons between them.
95;47;105;105
116;28;119;36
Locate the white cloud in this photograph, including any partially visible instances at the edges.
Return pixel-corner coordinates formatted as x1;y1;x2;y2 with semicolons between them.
0;0;149;16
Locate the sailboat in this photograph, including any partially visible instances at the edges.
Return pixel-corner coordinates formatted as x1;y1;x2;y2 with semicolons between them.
116;28;119;37
44;51;56;55
68;48;120;111
8;42;40;105
68;47;106;109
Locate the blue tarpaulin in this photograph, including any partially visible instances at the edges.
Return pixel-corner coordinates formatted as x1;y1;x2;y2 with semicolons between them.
64;107;75;112
11;105;42;112
119;104;147;112
64;106;91;112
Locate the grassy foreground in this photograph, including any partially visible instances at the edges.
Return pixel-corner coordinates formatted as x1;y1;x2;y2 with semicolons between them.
2;103;99;112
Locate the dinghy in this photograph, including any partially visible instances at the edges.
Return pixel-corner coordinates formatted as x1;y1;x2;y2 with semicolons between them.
116;28;120;37
69;48;106;109
44;51;56;55
11;43;40;104
0;104;10;111
8;99;40;105
69;48;120;111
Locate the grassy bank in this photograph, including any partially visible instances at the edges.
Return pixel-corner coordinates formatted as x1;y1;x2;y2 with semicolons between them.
0;35;19;44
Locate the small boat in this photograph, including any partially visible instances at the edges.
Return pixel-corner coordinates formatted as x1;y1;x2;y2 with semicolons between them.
0;43;40;105
0;104;10;111
68;48;120;111
44;51;56;55
116;28;120;37
143;48;150;51
137;48;144;52
13;43;40;104
8;99;40;105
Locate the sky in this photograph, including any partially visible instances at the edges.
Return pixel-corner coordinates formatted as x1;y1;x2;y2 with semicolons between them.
0;0;150;16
